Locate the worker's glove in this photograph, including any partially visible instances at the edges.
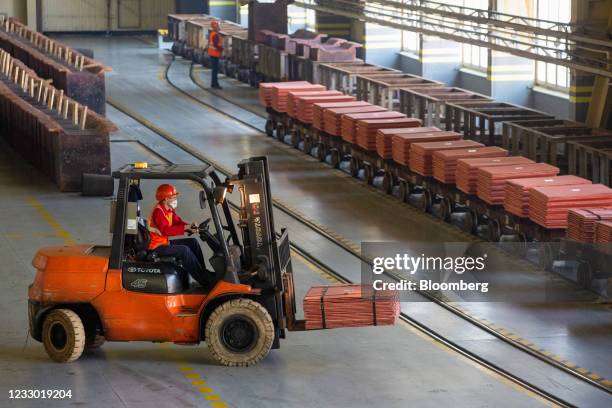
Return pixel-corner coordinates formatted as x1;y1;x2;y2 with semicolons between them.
186;224;199;235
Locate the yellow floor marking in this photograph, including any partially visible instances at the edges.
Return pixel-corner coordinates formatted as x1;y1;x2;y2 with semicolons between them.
27;196;76;245
158;63;166;82
211;403;229;408
108;93;612;393
26;193;232;405
198;387;214;393
184;373;201;379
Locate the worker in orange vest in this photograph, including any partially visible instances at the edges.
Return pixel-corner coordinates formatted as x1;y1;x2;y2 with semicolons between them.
148;184;209;286
208;20;223;89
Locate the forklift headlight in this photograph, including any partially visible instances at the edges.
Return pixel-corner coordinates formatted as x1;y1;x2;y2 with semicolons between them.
214;186;228;204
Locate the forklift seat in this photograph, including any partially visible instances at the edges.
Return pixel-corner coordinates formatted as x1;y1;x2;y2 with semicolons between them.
133;218;180;265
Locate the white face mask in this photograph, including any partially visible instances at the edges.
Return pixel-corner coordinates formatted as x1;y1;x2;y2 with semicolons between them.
168;198;178;209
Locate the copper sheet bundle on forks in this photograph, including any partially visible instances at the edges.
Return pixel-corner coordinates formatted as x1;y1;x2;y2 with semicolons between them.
304;284;400;330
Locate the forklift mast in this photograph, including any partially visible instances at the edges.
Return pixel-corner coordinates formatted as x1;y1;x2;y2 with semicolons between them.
235;157;296;342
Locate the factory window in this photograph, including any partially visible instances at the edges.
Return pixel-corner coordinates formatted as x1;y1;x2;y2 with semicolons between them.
535;0;571;91
460;0;489;71
402;30;420;53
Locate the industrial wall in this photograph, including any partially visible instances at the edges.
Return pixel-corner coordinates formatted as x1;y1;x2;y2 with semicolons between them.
38;0;175;32
0;0;27;21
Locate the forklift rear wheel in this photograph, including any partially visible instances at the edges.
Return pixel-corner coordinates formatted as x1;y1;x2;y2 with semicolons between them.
42;309;85;363
205;299;274;367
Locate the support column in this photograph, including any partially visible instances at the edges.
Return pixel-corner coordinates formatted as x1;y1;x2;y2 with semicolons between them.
315;12;352;39
209;0;239;22
572;0;611;125
176;0;209;14
247;0;288;42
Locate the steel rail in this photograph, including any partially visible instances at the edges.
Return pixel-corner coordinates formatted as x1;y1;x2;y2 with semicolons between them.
106;55;610;395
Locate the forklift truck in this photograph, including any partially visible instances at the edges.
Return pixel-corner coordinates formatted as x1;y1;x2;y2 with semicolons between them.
28;157;303;366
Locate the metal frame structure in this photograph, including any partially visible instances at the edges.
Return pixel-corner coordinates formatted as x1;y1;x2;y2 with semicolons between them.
294;0;612;78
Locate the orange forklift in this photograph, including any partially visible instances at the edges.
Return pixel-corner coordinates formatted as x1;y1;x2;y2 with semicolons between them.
28;157;303;366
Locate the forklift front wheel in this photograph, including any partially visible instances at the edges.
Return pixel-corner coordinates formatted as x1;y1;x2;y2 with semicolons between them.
205;298;274;367
42;309;86;363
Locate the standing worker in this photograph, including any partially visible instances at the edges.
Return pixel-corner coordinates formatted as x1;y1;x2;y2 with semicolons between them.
208;20;223;89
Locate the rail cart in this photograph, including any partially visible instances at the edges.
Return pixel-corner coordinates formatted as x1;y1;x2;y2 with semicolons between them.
319;63;400;95
399;87;492;128
355;73;443;109
445;101;554;146
568;138;612;186
502;119;612;172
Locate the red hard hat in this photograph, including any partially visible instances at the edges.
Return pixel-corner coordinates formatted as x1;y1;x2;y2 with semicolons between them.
155;184;178;201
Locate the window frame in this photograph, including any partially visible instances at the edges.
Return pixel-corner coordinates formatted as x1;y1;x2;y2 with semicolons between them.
534;0;571;92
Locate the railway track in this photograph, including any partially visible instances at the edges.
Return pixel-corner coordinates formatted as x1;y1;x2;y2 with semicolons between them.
153;54;611;394
105;97;575;407
102;54;611;405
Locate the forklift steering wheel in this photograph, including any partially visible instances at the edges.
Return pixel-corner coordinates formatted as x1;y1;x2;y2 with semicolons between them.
199;218;211;232
198;218;222;253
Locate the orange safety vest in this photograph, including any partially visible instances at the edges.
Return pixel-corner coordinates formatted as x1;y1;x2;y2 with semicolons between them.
208;31;222;57
148;204;173;250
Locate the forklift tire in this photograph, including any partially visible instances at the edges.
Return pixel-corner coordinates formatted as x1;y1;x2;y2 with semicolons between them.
205;298;274;367
42;309;85;363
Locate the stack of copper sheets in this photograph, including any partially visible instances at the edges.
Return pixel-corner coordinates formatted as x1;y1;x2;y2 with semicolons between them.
312;101;370;130
432;147;508;184
595;221;612;245
528;184;612;229
294;94;355;123
355;118;421;151
323;105;386;136
286;90;343;119
409;140;483;176
303;285;400;330
505;176;592;218
391;131;462;166
566;208;612;242
375;127;439;160
456;157;534;195
476;163;560;205
270;83;326;112
341;111;406;143
259;81;311;107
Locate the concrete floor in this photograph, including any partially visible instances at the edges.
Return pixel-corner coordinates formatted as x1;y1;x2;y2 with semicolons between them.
0;33;609;406
0;138;548;408
60;34;611;400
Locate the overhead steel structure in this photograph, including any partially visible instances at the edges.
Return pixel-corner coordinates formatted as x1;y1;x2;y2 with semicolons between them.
294;0;612;79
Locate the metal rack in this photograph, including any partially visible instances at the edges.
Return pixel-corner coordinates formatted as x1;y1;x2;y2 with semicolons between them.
296;0;612;78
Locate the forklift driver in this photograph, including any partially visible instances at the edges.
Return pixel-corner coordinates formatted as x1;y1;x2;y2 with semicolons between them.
148;184;209;287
